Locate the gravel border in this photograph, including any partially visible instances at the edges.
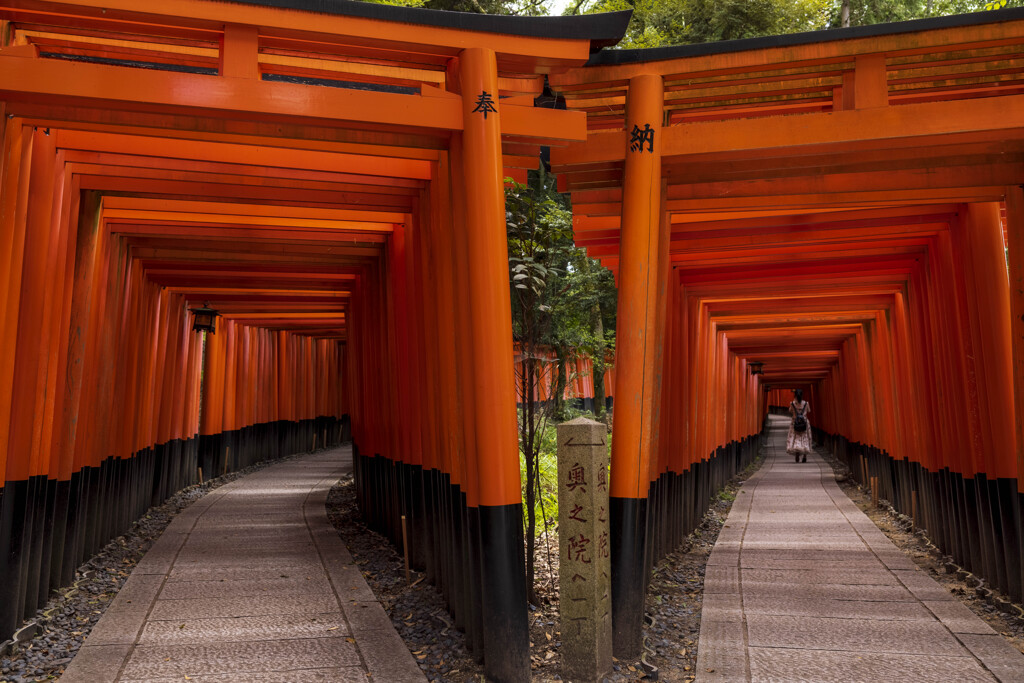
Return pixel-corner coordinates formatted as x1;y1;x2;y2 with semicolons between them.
0;449;316;683
326;441;767;682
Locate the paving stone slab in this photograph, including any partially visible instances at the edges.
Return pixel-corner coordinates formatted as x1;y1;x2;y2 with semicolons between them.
739;548;882;563
61;644;134;683
159;576;332;599
137;613;350;644
121;638;363;678
706;549;740;567
109;573;165;612
738;540;871;550
120;668;368;683
322;563;379;603
922;600;998;635
871;550;920;571
149;594;340;621
740;567;897;586
891;568;956;601
167;563;328;581
746;646;995;683
342;601;395;632
700;592;743;622
740;580;918;602
85;608;152;646
704;566;740;593
180;540;316;553
356;627;431;683
694;613;747;682
957;633;1024;682
742;596;932;621
738;557;883;570
746;608;968;656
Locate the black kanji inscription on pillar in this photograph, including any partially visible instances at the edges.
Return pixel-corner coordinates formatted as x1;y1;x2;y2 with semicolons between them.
473;91;498;119
629;123;655;153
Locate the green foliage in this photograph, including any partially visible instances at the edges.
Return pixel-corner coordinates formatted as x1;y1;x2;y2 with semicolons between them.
421;0;553;14
356;0;557;15
570;0;995;48
828;0;989;27
519;420;560;529
360;0;427;7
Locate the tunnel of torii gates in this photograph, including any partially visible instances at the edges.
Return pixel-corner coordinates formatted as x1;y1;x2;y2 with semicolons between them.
2;0;1024;679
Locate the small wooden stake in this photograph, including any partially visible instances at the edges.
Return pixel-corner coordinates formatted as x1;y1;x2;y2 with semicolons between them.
224;446;230;476
871;476;879;508
312;434;317;452
198;467;204;484
401;514;411;584
911;490;919;530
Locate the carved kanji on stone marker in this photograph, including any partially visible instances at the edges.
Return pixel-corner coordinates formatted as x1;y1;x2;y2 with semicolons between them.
557;417;612;681
568;503;587;523
569;533;592;563
566;462;587;492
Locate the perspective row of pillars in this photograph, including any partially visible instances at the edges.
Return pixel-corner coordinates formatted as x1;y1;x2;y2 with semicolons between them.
600;72;1024;665
349;46;530;683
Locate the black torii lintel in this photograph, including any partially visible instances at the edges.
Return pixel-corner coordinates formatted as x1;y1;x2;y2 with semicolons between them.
216;0;632;50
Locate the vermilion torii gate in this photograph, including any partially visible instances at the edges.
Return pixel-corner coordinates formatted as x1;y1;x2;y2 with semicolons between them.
0;1;628;680
4;1;1024;681
552;7;1024;656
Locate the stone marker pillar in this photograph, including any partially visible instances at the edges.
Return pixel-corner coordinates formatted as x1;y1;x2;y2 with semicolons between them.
557;417;612;681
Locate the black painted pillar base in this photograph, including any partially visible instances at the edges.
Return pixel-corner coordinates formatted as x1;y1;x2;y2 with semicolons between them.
478;503;529;683
610;495;649;658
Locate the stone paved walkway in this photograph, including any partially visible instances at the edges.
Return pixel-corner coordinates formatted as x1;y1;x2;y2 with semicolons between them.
61;446;425;683
697;416;1024;682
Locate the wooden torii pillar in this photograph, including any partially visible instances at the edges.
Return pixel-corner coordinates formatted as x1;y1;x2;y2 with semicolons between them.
609;72;669;658
456;46;530;681
1005;186;1024;602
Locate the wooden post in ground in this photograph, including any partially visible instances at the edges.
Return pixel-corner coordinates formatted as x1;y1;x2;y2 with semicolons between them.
1005;185;1024;602
457;45;529;683
609;71;665;659
557;417;612;682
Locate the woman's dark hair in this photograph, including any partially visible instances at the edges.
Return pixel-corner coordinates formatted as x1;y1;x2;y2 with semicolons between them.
793;389;803;402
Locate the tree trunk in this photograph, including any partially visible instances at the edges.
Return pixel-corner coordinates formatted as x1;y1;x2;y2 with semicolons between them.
553;345;568;421
591;302;606;416
841;0;850;28
522;356;539;604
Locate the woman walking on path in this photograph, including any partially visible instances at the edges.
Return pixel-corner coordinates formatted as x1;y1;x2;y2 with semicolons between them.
787;389;812;462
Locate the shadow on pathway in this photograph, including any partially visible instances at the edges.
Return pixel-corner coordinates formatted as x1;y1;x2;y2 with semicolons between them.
61;445;425;683
696;415;1024;682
